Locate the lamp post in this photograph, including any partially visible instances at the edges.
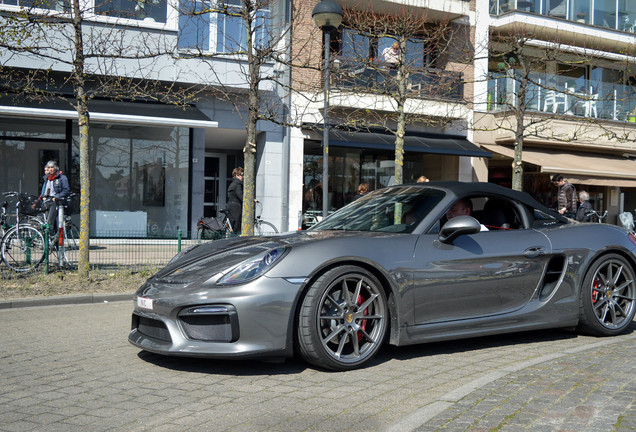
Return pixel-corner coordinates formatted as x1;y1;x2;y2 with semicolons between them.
312;0;342;219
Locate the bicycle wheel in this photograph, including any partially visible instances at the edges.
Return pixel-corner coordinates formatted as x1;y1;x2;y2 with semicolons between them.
59;222;79;267
255;220;278;236
1;225;46;272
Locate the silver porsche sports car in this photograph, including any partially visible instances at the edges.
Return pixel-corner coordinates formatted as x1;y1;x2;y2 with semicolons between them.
129;182;636;370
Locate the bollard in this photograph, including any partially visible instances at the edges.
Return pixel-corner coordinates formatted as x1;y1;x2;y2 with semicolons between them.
57;204;65;267
177;229;182;253
43;223;49;275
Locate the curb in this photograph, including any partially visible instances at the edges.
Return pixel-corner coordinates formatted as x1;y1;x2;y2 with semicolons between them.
0;292;135;309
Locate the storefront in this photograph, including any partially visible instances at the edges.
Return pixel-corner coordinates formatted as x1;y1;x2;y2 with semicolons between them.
301;129;491;227
0;101;218;237
484;144;636;225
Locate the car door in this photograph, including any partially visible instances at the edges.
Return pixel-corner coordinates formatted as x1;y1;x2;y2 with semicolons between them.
411;227;552;325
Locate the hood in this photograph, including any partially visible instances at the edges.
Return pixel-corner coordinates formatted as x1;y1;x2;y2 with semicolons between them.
151;230;401;285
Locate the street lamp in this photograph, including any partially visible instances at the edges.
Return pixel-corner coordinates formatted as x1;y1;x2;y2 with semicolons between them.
312;0;342;219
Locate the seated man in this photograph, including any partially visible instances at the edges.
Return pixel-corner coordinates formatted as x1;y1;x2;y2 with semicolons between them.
446;198;488;231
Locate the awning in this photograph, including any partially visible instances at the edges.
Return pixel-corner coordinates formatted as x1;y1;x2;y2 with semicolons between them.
483;144;636;188
329;130;492;158
0;98;218;128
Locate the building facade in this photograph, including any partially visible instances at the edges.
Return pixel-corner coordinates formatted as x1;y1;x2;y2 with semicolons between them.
0;0;291;237
474;0;636;223
288;0;488;228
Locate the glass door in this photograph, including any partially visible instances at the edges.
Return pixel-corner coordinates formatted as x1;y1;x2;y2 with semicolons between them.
203;153;226;218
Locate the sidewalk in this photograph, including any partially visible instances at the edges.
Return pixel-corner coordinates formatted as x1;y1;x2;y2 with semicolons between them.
0;292;134;309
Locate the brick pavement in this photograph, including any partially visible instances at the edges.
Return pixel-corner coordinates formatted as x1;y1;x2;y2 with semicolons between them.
0;300;634;431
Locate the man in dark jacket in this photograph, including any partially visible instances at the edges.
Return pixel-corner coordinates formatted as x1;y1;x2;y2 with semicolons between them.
575;190;593;222
552;174;577;219
40;160;70;239
227;167;243;233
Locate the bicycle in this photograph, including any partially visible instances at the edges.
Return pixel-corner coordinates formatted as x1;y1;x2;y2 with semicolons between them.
585;209;608;223
199;200;278;239
1;193;79;272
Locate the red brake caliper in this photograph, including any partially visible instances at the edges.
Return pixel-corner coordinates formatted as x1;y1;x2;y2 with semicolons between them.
592;278;599;304
356;294;368;341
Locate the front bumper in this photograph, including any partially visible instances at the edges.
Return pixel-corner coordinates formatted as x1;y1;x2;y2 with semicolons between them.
128;276;304;359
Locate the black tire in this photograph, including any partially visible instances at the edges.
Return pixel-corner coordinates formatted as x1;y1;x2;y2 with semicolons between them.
1;225;45;272
298;265;388;371
255;220;278;236
577;253;636;336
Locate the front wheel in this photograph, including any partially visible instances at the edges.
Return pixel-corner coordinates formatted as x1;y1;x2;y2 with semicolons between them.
1;225;46;272
577;253;636;336
255;220;278;236
298;266;388;371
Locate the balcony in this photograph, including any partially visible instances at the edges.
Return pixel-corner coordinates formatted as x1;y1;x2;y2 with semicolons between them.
487;72;636;123
490;0;636;33
331;58;464;102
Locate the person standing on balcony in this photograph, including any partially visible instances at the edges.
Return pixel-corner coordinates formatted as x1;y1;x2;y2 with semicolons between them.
227;167;244;233
382;41;400;67
552;174;577;218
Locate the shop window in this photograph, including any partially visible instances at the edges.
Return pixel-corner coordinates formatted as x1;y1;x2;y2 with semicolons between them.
81;124;189;237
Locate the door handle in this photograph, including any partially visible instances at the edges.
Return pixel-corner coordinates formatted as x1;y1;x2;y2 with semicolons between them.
524;246;546;258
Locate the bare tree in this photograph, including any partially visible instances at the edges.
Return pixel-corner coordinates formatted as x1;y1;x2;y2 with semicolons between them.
0;0;198;275
475;26;624;190
177;0;318;235
331;4;471;187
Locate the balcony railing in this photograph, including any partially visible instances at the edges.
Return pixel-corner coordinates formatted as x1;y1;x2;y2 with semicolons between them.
487;72;636;123
490;0;636;34
332;58;464;101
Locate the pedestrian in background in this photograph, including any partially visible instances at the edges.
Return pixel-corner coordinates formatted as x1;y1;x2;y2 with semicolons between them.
227;167;243;233
552;174;577;218
575;190;593;222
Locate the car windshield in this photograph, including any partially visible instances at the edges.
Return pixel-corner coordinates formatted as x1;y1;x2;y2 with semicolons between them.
310;186;446;233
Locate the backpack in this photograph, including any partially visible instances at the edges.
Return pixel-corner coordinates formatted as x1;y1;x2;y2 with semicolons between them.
197;216;224;239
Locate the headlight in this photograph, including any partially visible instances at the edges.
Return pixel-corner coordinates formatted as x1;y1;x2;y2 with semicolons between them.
217;247;287;285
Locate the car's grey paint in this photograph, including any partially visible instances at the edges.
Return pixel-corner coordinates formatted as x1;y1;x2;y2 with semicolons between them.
129;182;636;363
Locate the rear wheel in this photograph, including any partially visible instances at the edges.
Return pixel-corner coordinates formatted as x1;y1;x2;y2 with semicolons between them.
1;225;45;272
298;266;388;371
255;220;278;236
577;253;636;336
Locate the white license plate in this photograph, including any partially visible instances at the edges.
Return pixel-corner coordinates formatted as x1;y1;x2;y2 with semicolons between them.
137;296;153;310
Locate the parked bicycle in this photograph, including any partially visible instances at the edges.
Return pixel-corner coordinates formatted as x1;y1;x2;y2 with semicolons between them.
0;192;79;272
585;209;608;223
197;200;278;239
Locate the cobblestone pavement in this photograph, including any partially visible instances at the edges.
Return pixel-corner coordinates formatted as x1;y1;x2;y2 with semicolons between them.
0;300;634;432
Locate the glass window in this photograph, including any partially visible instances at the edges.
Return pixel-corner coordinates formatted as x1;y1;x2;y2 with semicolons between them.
82;124;190;237
571;0;591;23
341;28;370;60
216;0;270;53
15;0;70;11
310;186;446;233
619;0;636;32
545;0;566;17
593;0;617;28
178;0;210;50
95;0;168;23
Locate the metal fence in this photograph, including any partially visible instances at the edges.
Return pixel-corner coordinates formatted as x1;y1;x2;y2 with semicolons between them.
0;229;238;277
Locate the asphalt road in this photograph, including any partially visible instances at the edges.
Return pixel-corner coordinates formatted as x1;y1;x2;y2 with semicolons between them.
1;300;635;431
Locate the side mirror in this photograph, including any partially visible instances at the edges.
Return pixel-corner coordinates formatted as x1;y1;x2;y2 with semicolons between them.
438;216;481;244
